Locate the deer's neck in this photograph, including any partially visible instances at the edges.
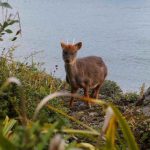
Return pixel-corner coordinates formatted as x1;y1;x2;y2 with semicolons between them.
65;61;78;82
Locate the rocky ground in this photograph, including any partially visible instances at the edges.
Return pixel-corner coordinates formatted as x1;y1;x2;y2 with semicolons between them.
62;96;150;149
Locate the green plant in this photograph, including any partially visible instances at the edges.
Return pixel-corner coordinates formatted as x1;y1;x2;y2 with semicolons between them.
33;92;139;150
0;50;68;123
0;1;21;41
0;76;140;150
101;80;123;100
122;92;139;103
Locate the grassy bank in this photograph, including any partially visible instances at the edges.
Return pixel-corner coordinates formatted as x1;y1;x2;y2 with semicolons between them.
0;50;149;150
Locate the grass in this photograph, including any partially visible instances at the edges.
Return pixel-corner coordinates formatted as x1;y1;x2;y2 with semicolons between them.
1;49;150;149
0;48;149;149
0;49;68;122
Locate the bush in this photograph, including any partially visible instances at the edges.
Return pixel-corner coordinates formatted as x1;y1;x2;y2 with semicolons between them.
122;92;139;103
0;56;68;123
100;80;123;100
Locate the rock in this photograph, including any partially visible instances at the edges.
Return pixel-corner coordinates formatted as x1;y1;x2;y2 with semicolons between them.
142;106;150;116
89;112;98;117
136;87;150;106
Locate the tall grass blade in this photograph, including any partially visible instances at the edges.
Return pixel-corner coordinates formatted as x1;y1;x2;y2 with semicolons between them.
47;104;98;133
110;104;139;150
33;91;139;150
2;116;17;138
62;129;99;136
77;142;95;150
0;133;16;150
105;116;117;150
33;91;106;120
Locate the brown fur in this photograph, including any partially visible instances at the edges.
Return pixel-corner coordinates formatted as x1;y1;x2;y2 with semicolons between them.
61;42;107;107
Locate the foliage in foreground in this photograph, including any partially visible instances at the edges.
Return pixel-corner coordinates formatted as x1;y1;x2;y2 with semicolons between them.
0;50;67;123
0;49;141;150
0;80;139;150
0;52;149;149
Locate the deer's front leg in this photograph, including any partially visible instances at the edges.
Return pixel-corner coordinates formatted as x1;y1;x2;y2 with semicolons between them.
70;87;78;107
84;87;91;108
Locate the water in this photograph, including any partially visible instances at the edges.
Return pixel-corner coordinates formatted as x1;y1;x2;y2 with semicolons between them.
1;0;150;91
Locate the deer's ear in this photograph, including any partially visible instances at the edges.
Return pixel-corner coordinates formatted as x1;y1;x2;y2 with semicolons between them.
75;42;82;50
61;42;66;50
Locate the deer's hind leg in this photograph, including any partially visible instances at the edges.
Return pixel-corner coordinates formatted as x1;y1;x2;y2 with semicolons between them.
91;84;101;99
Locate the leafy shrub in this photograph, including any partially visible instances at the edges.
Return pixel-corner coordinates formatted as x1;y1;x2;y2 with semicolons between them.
0;94;140;150
0;1;21;42
135;118;150;149
122;92;139;103
0;55;68;123
100;80;123;100
123;105;150;149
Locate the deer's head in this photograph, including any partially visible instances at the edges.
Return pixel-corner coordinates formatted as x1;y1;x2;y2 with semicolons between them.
61;42;82;64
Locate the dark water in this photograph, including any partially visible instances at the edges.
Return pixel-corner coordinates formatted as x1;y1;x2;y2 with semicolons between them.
1;0;150;91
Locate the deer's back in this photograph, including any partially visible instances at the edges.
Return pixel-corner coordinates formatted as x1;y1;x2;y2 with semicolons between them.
75;56;107;87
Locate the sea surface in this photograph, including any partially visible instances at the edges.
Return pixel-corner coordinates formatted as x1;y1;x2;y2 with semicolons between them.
0;0;150;91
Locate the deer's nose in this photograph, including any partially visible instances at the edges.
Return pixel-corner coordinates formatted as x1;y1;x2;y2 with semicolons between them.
65;59;70;63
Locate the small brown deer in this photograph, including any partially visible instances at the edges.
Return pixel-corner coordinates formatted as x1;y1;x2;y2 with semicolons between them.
61;42;107;107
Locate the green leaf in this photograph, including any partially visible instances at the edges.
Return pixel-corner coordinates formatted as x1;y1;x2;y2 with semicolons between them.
105;116;117;150
1;32;5;35
2;116;17;137
0;2;12;9
11;37;17;41
0;133;16;150
5;29;13;34
8;20;19;25
3;21;8;28
16;29;21;35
